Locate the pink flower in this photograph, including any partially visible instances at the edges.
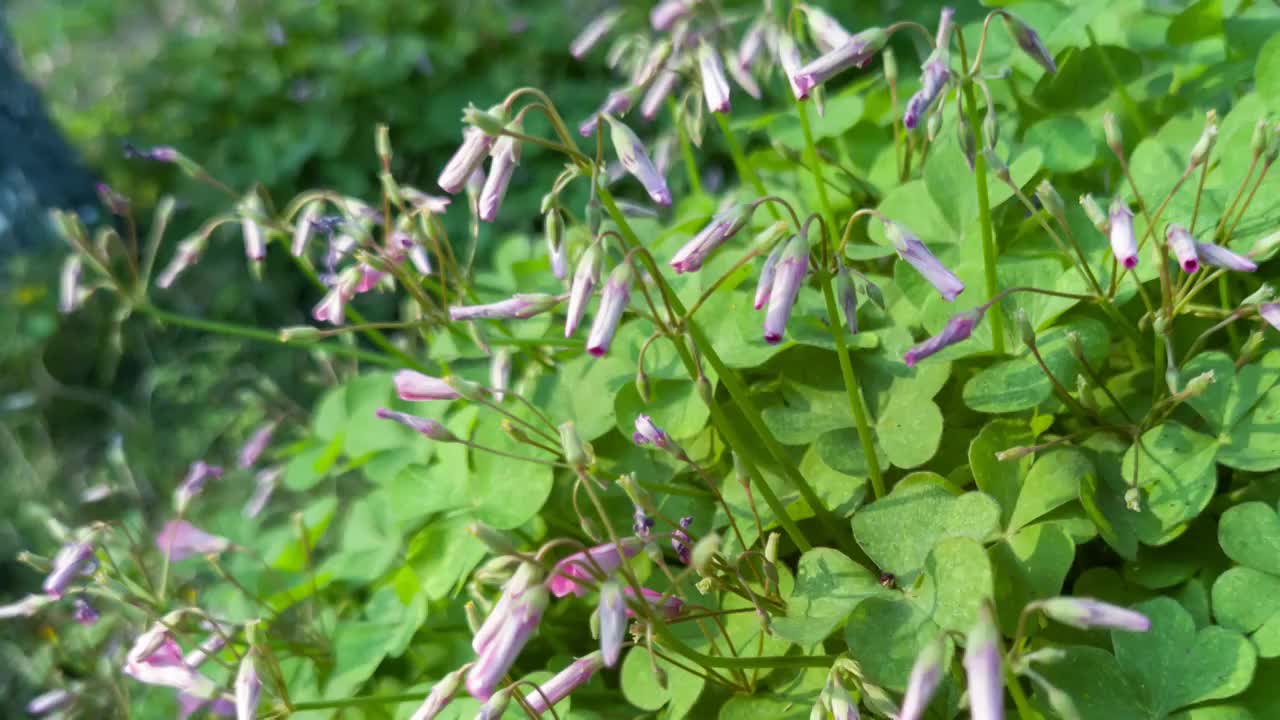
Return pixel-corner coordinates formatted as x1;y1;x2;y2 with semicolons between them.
566;245;602;338
42;542;96;597
156;236;206;289
155;521;230;561
777;31;809;100
478;132;522;223
586;262;634;357
640;69;680;120
448;293;562;322
885;221;964;301
904;307;985;367
625;586;684;620
754;244;783;310
697;41;732;114
178;693;236;720
580;90;633;137
796;28;889;97
235;655;261;720
1109;199;1137;269
670;206;751;274
598;581;626;667
963;605;1004;720
395;370;460;401
763;234;809;344
1166;224;1200;273
1261;303;1280;331
650;0;691;31
1196;242;1257;273
900;636;947;720
523;653;605;715
374;408;458;442
903;52;950;130
466;586;549;701
548;539;644;598
607;116;672;206
801;6;852;53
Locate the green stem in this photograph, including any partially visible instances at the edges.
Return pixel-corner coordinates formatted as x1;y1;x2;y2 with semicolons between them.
673;100;704;196
1219;276;1242;349
137;305;401;368
956;33;1005;355
819;276;885;499
653;622;838;669
795;101;834;234
288;692;425;711
714;113;780;222
1004;665;1041;720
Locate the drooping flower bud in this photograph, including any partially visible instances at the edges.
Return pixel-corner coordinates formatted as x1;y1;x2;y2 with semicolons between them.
395;370;460;402
801;5;853;53
672;516;693;564
587;261;634;356
478;127;521;223
671;204;753;273
565;244;602;337
461;104;509;137
835;259;858;334
25;688;74;716
238;422;277;469
1035;180;1064;219
525;652;606;716
885;221;965;301
58;256;85;315
633;40;673;88
1103;112;1123;155
570;9;623;59
935;6;956;47
489;348;512;403
409;666;466;720
795;27;889;96
963;604;1004;720
1002;12;1056;74
956;109;977;170
548;539;644;598
822;676;858;720
599;581;626;667
1188;110;1218;169
738;19;767;71
633;414;683;458
156;236;207;289
174;460;224;513
651;0;691;31
243;466;281;519
1109;198;1138;269
697;41;732;114
1196;242;1257;273
580;90;633;138
1080;194;1109;234
375;408;459;442
292;201;321;257
559;421;589;468
449;293;562;322
1016;308;1036;348
155;521;230;561
438;128;496;194
607;116;672;206
904;306;985;367
239;197;267;265
1166;224;1201;273
777;31;809;100
466;585;550;701
42;542;95;597
640;68;680;120
752;242;785;311
0;594;56;620
763;233;809;344
1033;597;1151;632
234;654;261;720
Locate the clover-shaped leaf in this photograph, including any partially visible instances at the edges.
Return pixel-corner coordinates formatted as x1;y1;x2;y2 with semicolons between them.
1214;501;1280;657
1122;421;1220;546
963;317;1110;414
851;481;1000;579
772;548;891;647
1181;351;1280;472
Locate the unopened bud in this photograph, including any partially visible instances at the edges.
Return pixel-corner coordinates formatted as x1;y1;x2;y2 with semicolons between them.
375;124;392;162
1165;364;1180;395
444;375;486;401
1182;370;1215;398
617;473;654;513
695;375;714;407
1252;119;1269;160
692;533;721;576
586;198;603;236
883;47;898;85
1076;375;1099;413
1104;112;1123;155
983;107;999;150
559;421;589;469
1065;331;1085;361
635;369;651;404
1242;284;1274;306
996;446;1035;462
1016;309;1036;348
462;103;509;136
1152;311;1170;335
986;148;1011;181
764;533;780;565
957;111;977;171
1124;487;1142;511
752;220;791;251
1240;330;1266;364
279;326;322;343
1250;231;1280;262
1080;193;1109;234
468;522;515;555
732;452;750;488
1036;180;1064;218
1041;682;1082;720
1188;110;1217;168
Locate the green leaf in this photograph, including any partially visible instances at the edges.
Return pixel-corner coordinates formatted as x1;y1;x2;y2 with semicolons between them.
851;482;1000;578
991;523;1075;634
323;490;400;583
324;621;396;699
1183;351;1280;472
620;644;705;718
963;318;1110;414
407;515;487;600
468;415;553;529
614;378;709;442
969;419;1038;527
1009;448;1094;533
1024;116;1098;173
772;547;891;647
1113;597;1257;716
1219;501;1280;575
1256;33;1280;114
874;386;944;469
1121;422;1220;546
1032;646;1147;720
1079;434;1142;561
716;668;826;720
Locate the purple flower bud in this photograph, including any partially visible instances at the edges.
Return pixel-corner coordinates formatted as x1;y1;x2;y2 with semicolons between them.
155;520;230;561
26;688;74;716
375;408;459;442
777;31;809;100
466;585;549;701
640;68;680;120
763;233;809;345
903;53;951;130
525;652;605;715
43;542;95;597
179;693;236;720
1108;199;1137;269
963;605;1004;720
410;245;434;275
292;201;321;257
410;669;466;720
753;237;786;310
1196;242;1257;273
835;260;858;334
625;586;684;620
599;581;626;667
570;9;622;59
478;131;522;223
671;205;752;273
904;306;984;367
395;370;461;401
449;293;562;322
243;466;282;519
185;629;230;668
672;516;693;564
802;6;853;53
125;631;218;698
438;129;496;195
633;414;682;458
651;0;691;31
1035;597;1151;632
1166;224;1201;273
71;597;99;625
157;236;206;289
633;506;655;539
580;90;634;137
935;7;956;47
900;636;947;720
885;221;965;301
548;539;644;598
566;245;603;338
0;593;56;619
607;117;672;205
174;460;224;512
235;655;261;720
473;563;541;654
698;41;732;114
238;422;277;469
795;28;889;96
726;55;762;100
1003;13;1056;74
587;262;635;357
242;218;265;264
59;256;84;315
738;20;766;71
1262;303;1280;331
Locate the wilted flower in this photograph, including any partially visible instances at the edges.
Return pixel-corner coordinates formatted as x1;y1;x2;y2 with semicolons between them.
548;539;644;598
885;221;964;301
438;129;496;194
449;293;563;322
587;261;634;357
1108;199;1137;269
598;580;626;667
395;370;462;401
1033;597;1151;632
607;116;672;206
478;130;522;223
900;636;948;720
904;306;985;367
1196;242;1258;273
155;520;230;561
156;236;207;289
1166;224;1201;273
1002;12;1056;74
672;516;694;564
763;233;809;344
525;652;605;715
374;409;459;442
698;41;732;113
570;8;622;59
0;593;56;620
625;586;684;620
566;244;602;338
963;605;1004;720
670;205;752;273
466;585;550;701
43;542;96;597
794;27;889;96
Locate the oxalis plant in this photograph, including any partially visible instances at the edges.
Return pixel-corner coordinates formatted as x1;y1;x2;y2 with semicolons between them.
11;1;1280;718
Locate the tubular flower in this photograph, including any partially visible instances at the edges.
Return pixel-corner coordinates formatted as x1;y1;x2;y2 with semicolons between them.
374;409;459;442
156;236;207;289
777;31;809;100
607;116;672;205
466;585;550;701
885;221;965;301
900;636;947;720
633;414;683;458
903;52;951;130
754;243;784;310
489;348;512;402
58;256;84;314
801;5;852;53
672;516;694;564
598;580;626;667
640;68;680;120
1002;13;1056;74
1261;303;1280;331
1166;224;1201;273
1034;597;1152;632
438;128;496;194
548;539;644;598
1108;199;1138;269
763;233;809;345
963;605;1005;720
566;244;602;338
477;128;522;222
291;201;321;257
570;9;622;59
242;218;266;264
448;293;563;322
234;655;261;720
124;631;218;699
650;0;692;31
524;652;605;716
174;460;223;513
409;666;465;720
586;262;634;357
473;563;543;654
624;586;684;620
794;27;889;96
0;594;56;619
155;521;230;562
395;370;461;401
42;542;96;597
738;19;766;71
238;422;277;469
243;466;282;519
904;307;984;368
26;689;74;716
580;90;633;137
670;205;752;273
698;40;732;113
1196;242;1257;273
